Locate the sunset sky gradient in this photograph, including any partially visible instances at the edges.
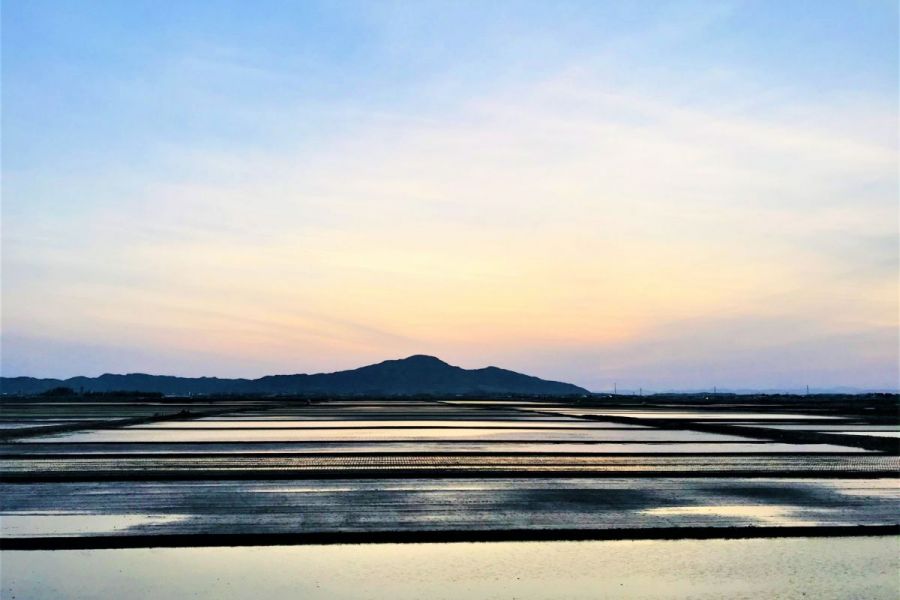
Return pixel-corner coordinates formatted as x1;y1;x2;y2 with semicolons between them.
2;1;898;391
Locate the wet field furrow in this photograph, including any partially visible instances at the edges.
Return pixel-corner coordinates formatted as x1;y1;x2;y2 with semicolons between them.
2;454;897;481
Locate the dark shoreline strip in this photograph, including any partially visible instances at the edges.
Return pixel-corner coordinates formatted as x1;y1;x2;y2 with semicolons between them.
3;524;897;551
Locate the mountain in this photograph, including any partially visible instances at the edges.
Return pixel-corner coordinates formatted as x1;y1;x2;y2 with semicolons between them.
0;355;588;396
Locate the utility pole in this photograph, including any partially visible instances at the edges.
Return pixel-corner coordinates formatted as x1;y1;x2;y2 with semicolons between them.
613;382;617;396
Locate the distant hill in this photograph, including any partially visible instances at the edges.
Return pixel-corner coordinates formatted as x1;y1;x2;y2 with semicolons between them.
0;355;588;397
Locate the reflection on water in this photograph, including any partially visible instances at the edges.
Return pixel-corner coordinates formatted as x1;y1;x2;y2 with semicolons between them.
835;431;900;439
6;441;870;454
641;505;823;527
2;537;897;599
536;409;843;420
760;425;900;431
33;428;752;443
0;422;68;429
0;514;189;536
3;477;895;537
140;420;642;429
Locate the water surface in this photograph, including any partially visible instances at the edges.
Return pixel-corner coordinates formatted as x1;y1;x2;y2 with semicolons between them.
31;428;754;443
2;537;897;599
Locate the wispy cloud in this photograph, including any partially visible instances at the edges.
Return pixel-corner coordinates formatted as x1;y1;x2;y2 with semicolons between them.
3;1;897;386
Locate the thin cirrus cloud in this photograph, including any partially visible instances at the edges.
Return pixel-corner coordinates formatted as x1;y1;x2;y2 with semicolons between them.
2;1;897;389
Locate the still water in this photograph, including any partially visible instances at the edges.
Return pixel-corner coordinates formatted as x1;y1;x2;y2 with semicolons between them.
2;536;897;599
34;427;751;443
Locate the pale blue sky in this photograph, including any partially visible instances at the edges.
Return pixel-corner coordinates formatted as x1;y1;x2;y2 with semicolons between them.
2;1;898;390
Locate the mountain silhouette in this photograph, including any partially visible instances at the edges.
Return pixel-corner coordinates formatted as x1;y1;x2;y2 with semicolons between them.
1;355;588;396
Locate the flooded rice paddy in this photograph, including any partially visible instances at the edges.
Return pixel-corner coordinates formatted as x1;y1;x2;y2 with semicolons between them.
1;396;897;597
30;427;756;443
3;536;898;599
2;477;897;537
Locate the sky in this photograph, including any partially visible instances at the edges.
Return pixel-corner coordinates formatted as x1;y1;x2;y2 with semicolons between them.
2;0;898;391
